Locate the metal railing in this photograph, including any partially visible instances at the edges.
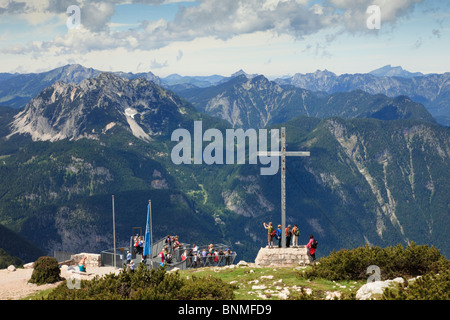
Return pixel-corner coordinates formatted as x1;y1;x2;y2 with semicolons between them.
153;242;237;270
100;248;125;267
97;236;238;270
54;251;75;263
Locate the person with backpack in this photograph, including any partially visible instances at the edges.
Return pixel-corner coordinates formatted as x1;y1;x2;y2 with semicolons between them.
276;224;282;248
263;222;275;248
285;225;291;248
306;234;318;261
291;224;300;247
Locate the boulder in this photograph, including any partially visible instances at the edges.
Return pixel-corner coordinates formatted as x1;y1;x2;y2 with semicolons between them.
7;265;16;272
356;278;405;300
236;260;248;267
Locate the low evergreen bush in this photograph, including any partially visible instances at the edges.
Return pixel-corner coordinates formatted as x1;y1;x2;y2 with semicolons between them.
303;242;448;281
28;256;63;285
177;275;235;300
382;268;450;300
46;263;236;300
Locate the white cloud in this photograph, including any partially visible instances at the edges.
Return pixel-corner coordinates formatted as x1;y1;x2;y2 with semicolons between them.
1;0;445;76
0;0;426;56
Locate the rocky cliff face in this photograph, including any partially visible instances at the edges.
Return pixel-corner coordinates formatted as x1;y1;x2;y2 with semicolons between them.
9;72;193;142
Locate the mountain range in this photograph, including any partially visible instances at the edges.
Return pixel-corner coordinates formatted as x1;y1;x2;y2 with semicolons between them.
274;68;450;126
174;74;435;129
1;64;449;127
0;65;448;264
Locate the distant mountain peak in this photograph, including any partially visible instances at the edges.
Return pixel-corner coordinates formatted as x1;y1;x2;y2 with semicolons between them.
369;65;424;78
314;69;336;76
231;69;258;79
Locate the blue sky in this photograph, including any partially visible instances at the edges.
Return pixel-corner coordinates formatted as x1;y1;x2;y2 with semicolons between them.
0;0;448;77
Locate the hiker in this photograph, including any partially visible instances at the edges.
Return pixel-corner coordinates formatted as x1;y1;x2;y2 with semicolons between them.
138;236;144;255
173;236;181;250
160;246;168;265
78;256;87;272
263;222;274;248
181;250;188;261
218;250;225;266
165;235;172;248
276;224;282;248
127;260;137;272
286;225;291;248
306;234;317;261
134;237;140;254
196;252;202;267
291;224;300;247
126;251;132;265
165;251;173;264
225;249;233;265
202;249;207;266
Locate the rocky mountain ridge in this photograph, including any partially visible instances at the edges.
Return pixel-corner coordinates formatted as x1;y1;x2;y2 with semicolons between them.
274;69;450;125
9;72;193;142
175;74;435;129
0;64;161;109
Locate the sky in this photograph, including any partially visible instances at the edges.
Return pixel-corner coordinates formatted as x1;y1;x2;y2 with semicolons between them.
0;0;449;78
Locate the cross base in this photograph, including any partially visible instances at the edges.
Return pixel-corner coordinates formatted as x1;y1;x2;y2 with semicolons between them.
254;246;313;267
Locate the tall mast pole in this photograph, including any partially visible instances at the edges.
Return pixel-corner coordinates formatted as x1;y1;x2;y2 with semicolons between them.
112;195;116;268
149;199;153;269
281;127;286;248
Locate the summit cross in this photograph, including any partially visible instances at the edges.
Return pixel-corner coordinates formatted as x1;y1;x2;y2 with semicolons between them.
258;127;310;248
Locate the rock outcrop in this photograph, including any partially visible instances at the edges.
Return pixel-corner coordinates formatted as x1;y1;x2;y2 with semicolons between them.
254;246;313;267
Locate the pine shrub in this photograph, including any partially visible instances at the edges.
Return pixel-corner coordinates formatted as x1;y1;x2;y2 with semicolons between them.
46;263;236;300
29;256;63;285
177;275;235;300
303;242;449;281
382;269;450;300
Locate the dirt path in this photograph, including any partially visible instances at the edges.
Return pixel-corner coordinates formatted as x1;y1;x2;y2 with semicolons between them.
0;266;120;300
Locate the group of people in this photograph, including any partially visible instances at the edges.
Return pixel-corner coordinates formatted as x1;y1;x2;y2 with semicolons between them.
185;244;234;268
126;234;150;271
159;240;234;268
263;222;317;260
133;234;145;255
125;234;236;271
159;234;184;265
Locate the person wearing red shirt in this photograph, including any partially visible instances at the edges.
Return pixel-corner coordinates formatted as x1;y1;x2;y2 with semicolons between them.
306;234;317;261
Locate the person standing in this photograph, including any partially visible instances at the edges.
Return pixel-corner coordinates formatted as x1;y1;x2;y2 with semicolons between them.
126;251;132;265
285;225;291;248
306;234;317;261
263;222;274;248
276;225;282;248
291;224;300;247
